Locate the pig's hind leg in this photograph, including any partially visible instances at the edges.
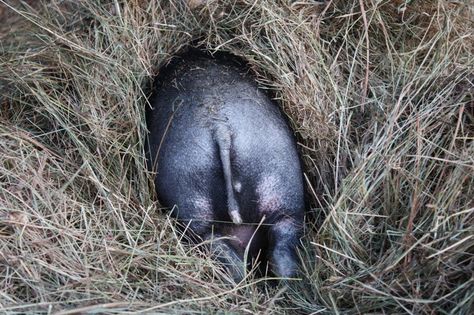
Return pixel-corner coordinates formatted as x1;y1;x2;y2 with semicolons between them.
257;177;303;279
267;217;302;279
204;231;246;282
173;196;245;282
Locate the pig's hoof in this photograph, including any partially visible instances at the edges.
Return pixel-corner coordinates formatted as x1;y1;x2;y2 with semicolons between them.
272;253;299;279
217;249;245;283
225;261;245;283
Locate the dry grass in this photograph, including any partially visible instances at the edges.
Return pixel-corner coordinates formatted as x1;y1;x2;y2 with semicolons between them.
0;0;473;314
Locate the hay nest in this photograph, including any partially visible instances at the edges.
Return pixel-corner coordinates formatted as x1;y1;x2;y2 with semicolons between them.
0;0;472;313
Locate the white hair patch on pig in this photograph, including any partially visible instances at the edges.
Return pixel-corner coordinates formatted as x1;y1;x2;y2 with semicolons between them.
191;196;213;221
257;175;282;215
272;218;299;236
233;180;242;193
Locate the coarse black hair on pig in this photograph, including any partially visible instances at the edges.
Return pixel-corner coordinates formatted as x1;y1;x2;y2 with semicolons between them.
146;48;305;282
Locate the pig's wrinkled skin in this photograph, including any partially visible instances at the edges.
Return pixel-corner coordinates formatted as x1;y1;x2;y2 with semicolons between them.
146;53;304;281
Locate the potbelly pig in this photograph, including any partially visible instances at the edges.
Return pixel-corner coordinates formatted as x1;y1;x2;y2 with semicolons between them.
146;53;304;281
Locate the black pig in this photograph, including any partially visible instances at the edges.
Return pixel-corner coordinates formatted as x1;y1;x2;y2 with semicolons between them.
147;53;304;281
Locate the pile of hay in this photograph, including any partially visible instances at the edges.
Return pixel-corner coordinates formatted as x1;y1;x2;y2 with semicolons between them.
1;0;472;313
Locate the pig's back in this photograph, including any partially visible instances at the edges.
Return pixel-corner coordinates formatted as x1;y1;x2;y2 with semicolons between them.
148;55;302;218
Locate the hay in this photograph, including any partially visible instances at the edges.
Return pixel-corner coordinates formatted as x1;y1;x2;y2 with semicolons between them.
0;0;472;313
